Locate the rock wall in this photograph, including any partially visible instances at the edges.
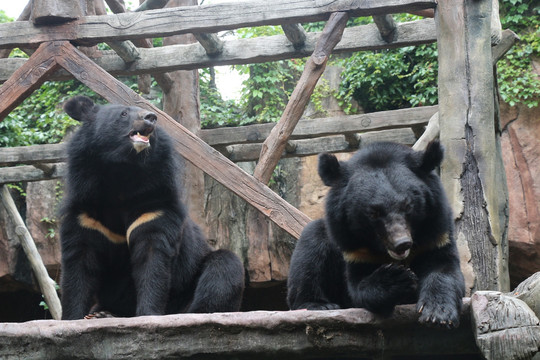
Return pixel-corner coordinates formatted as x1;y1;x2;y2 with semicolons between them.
500;102;540;287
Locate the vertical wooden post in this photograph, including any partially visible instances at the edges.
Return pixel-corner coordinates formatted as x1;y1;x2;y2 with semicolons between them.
436;0;509;293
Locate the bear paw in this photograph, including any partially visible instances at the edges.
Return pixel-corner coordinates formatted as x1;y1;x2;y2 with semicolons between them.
373;264;418;295
417;300;460;329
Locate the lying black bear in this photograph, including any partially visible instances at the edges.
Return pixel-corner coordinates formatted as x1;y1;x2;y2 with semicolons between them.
287;141;465;328
60;96;244;320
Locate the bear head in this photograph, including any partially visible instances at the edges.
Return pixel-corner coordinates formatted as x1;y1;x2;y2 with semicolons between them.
319;141;445;261
64;96;159;161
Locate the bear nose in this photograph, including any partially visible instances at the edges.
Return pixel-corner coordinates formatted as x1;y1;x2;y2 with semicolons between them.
143;112;157;125
393;238;412;254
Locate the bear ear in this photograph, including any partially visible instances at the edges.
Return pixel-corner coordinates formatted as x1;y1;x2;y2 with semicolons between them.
63;96;97;122
318;153;343;186
420;140;444;172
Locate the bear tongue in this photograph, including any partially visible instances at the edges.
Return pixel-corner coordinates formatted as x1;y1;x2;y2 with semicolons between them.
130;132;149;143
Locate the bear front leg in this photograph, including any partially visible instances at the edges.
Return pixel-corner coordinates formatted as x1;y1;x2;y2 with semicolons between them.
346;263;418;316
128;223;174;316
60;219;101;320
414;248;465;328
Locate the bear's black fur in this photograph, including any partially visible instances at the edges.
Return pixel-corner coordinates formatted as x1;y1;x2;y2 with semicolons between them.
287;141;465;328
60;96;244;320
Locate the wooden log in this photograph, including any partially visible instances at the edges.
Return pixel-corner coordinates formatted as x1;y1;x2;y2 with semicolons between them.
0;186;62;320
471;291;540;360
194;33;224;57
104;0;127;13
253;12;349;184
0;303;478;359
0;0;437;49
436;0;509;293
31;0;83;25
203;105;436;147
0;19;438;82
282;24;307;49
373;15;397;42
0;41;60;121
54;41;310;239
223;129;416;162
0;144;66;167
0;164;67;185
509;271;540;317
412;112;439;151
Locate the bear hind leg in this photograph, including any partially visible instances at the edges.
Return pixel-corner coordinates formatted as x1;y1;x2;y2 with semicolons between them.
188;249;245;313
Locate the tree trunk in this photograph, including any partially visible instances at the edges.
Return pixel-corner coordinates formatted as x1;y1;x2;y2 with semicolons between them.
436;0;509;293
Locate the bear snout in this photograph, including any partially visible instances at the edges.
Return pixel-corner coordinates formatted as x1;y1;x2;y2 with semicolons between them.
143;112;157;125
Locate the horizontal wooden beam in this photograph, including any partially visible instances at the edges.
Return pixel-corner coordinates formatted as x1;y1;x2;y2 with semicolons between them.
0;19;437;83
0;0;437;49
0;106;436;168
0;302;478;359
203;105;437;147
224;128;416;162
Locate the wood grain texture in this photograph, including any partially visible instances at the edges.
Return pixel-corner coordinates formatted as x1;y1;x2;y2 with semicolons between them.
0;303;478;359
471;291;540;360
0;0;437;49
55;41;310;239
436;0;509;293
253;12;349;184
0;19;437;82
0;41;60;121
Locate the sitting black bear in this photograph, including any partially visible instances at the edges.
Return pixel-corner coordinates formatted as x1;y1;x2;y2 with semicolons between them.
60;96;244;320
287;141;465;328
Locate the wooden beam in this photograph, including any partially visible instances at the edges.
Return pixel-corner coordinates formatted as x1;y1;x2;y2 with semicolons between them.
0;19;437;82
0;0;437;49
437;0;509;292
194;33;224;57
54;41;310;239
224;128;416;162
0;164;66;185
31;0;83;25
0;41;60;121
373;15;397;42
0;185;62;320
253;12;349;184
0;302;479;359
281;24;307;49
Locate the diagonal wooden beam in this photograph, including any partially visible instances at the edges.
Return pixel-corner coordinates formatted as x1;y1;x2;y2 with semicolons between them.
55;41;310;239
0;41;61;121
253;12;349;184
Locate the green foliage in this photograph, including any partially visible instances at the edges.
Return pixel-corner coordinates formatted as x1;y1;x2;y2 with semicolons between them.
498;0;540;108
199;68;242;128
0;81;97;147
235;26;305;124
333;14;438;113
335;44;438;113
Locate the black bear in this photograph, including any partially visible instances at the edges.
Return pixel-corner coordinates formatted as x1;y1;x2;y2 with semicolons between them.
60;96;244;320
287;141;465;328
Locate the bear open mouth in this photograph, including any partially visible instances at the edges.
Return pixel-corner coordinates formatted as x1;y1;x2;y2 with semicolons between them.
129;131;151;144
129;129;153;153
388;249;410;261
